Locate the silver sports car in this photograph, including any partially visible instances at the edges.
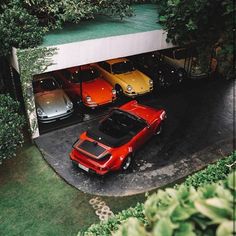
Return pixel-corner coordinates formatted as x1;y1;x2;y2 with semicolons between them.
33;75;74;123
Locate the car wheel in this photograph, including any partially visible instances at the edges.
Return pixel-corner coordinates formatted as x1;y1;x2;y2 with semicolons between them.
115;84;123;97
71;160;78;169
154;124;162;135
121;155;132;171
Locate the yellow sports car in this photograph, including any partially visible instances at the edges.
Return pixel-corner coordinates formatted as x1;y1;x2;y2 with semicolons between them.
93;58;153;97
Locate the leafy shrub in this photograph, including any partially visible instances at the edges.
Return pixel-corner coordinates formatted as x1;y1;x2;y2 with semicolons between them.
80;154;235;235
0;94;25;164
115;171;235;236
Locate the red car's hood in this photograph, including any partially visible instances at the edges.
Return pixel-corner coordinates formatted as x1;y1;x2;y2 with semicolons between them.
70;78;114;101
82;79;113;102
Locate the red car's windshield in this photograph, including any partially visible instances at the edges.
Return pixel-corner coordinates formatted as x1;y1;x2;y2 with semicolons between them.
67;68;100;83
99;110;146;138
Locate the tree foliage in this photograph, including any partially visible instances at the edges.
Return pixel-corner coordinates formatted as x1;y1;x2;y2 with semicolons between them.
23;0;132;29
0;0;133;56
0;94;25;164
156;0;235;78
0;1;45;56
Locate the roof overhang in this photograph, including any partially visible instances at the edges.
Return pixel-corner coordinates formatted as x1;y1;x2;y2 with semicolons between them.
11;29;173;74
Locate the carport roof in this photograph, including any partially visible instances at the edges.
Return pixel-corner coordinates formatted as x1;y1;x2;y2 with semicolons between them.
42;4;162;47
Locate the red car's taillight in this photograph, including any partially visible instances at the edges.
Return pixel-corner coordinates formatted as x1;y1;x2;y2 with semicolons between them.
97;154;111;163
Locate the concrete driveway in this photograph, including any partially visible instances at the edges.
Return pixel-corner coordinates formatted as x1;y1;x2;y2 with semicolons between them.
35;79;234;196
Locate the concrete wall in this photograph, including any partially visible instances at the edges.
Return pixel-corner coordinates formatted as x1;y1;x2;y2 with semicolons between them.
44;30;173;72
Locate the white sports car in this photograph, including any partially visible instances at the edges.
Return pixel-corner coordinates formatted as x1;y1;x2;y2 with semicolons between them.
33;75;74;123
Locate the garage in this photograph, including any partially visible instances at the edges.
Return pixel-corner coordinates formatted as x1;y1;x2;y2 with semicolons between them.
11;4;173;138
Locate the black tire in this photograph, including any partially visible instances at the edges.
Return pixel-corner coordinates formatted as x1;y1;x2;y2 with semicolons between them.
154;124;163;135
115;84;124;97
121;155;132;171
71;160;78;169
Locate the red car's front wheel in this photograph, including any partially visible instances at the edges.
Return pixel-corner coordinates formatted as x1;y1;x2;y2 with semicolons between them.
154;124;163;135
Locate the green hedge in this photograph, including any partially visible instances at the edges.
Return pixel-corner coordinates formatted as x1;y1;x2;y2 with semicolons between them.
80;153;235;236
184;153;235;188
0;94;25;164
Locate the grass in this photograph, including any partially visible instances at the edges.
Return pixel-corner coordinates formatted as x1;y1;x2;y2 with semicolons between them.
0;143;145;236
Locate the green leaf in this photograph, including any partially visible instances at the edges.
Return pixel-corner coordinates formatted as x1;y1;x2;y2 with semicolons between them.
216;185;233;202
216;221;235;236
206;198;232;213
195;199;232;223
175;222;196;236
153;218;175;236
172;205;197;221
227;172;236;191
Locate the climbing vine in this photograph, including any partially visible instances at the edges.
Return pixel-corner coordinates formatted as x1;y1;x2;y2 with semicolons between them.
17;47;57;136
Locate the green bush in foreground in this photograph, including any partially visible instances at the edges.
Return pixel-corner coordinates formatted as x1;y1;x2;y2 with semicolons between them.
115;171;235;236
0;94;25;164
80;153;235;235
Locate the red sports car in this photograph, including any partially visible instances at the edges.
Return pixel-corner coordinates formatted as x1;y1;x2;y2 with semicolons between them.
55;65;117;107
70;100;166;175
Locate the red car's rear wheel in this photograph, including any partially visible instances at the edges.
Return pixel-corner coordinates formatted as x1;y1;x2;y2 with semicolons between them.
121;155;132;171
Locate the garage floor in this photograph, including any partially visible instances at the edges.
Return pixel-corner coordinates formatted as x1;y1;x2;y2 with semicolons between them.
35;79;234;196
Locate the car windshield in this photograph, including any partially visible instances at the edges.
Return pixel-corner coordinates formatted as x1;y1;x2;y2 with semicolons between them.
33;77;59;93
99;110;146;139
112;61;135;74
71;68;100;83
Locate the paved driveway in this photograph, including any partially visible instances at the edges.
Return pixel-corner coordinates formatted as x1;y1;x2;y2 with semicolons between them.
35;79;234;196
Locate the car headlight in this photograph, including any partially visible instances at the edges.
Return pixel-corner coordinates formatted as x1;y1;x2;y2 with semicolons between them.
112;89;116;95
149;79;153;86
126;85;133;92
86;96;92;102
66;100;73;109
37;107;46;117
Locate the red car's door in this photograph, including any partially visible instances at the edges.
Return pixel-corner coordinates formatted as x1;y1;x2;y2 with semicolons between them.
130;126;153;152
